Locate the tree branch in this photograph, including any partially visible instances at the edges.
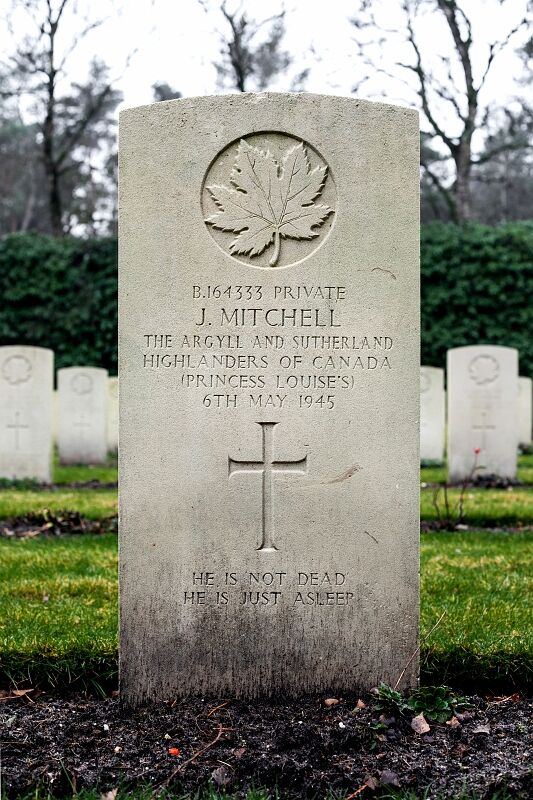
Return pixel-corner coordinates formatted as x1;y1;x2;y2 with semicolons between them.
402;1;458;155
421;158;458;221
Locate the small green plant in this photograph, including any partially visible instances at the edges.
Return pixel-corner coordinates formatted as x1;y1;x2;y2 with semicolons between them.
368;718;387;750
406;686;471;722
375;683;471;722
432;448;482;529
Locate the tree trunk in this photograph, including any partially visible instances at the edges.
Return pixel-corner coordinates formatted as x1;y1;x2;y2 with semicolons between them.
42;15;63;236
454;142;473;222
45;163;63;235
20;172;36;231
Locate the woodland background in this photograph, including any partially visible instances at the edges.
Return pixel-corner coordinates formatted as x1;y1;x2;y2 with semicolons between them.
0;0;532;371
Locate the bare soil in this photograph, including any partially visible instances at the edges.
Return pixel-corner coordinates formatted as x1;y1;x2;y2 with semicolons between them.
1;692;531;798
0;510;117;538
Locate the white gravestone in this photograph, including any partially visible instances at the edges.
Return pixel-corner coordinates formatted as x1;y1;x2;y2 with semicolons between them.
107;377;119;452
57;367;108;464
0;346;54;482
518;377;532;447
52;389;59;442
420;366;445;463
447;345;518;482
119;93;420;704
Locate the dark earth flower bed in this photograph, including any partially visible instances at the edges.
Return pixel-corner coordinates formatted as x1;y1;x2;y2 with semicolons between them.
0;691;531;799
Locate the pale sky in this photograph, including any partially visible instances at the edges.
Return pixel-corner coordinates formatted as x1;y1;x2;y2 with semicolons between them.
2;0;531;142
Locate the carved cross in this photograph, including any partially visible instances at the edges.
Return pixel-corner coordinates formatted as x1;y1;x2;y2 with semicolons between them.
228;422;308;552
6;412;29;450
74;414;91;441
472;408;496;449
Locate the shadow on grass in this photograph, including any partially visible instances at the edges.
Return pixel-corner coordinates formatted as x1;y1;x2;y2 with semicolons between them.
1;648;532;697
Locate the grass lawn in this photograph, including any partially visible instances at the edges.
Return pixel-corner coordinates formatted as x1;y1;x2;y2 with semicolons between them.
420;486;533;527
53;449;118;485
0;529;531;693
421;529;533;689
0;534;117;691
420;452;533;486
0;454;530;528
0;453;531;693
0;488;117;520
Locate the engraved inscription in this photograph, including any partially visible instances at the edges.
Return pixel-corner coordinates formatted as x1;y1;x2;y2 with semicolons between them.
6;412;29;450
2;355;32;385
228;422;308;552
141;282;396;412
182;569;354;607
203;133;336;268
469;355;499;385
71;373;94;395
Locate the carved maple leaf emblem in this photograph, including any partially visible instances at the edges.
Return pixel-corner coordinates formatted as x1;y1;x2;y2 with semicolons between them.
205;139;333;266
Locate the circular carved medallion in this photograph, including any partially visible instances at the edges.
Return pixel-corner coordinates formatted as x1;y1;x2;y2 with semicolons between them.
2;355;32;385
71;372;93;395
202;132;336;269
468;354;499;385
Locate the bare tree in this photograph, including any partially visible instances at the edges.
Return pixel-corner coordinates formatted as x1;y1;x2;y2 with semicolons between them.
470;107;533;223
351;0;530;222
199;0;306;93
153;83;183;102
3;0;123;235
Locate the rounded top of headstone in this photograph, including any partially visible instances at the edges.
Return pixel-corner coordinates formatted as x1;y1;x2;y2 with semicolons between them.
447;345;518;366
446;345;518;385
447;345;518;357
0;346;53;386
57;366;109;393
420;366;444;393
120;92;419;120
420;366;444;375
58;366;109;376
0;345;54;356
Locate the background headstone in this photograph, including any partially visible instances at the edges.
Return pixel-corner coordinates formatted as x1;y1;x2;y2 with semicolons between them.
518;376;532;447
107;377;119;452
447;345;518;481
0;345;53;482
57;367;108;464
52;389;59;443
420;366;445;463
119;93;420;704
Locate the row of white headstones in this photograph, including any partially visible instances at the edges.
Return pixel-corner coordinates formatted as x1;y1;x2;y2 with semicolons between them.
0;346;117;483
422;345;532;481
0;343;531;484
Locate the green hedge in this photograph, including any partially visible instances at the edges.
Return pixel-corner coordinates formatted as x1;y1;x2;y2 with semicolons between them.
0;224;532;376
0;233;117;374
421;221;533;375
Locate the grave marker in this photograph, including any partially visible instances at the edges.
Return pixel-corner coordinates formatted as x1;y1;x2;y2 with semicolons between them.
108;377;119;452
447;345;518;481
57;367;108;464
0;345;53;482
119;93;420;704
420;366;445;463
518;376;532;447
